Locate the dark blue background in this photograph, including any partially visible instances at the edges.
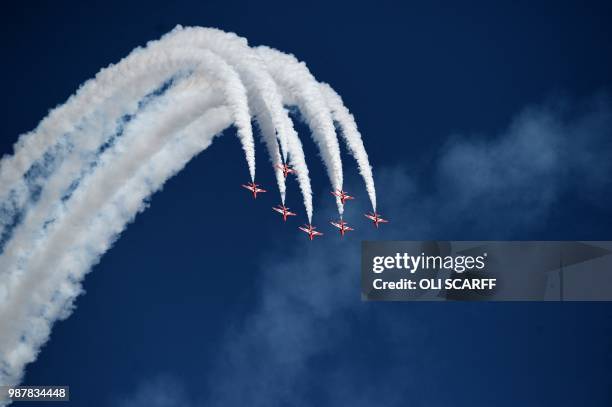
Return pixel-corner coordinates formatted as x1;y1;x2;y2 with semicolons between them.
1;0;611;406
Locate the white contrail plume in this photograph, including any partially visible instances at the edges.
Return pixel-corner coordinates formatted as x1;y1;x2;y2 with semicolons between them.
0;27;377;396
255;46;346;214
0;77;221;275
0;80;220;307
0;104;233;388
285;126;313;222
154;27;290;160
0;79;225;378
0;26;315;233
254;113;287;203
150;26;315;211
0;47;256;240
0;48;188;227
0;48;253;275
319;83;377;211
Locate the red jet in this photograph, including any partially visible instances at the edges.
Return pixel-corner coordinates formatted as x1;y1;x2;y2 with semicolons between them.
331;189;355;205
276;163;296;178
364;212;389;228
272;204;297;221
241;182;267;199
330;219;355;237
298;224;324;240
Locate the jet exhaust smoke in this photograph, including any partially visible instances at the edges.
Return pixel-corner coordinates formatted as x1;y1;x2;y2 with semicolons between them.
0;26;376;394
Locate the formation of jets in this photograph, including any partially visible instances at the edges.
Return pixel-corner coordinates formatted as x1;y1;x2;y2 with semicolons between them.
242;164;388;240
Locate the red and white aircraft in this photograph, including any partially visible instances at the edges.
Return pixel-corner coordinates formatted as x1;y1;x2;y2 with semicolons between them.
241;182;267;199
364;212;389;228
272;204;297;221
276;163;296;178
331;189;355;205
330;219;354;237
298;224;324;240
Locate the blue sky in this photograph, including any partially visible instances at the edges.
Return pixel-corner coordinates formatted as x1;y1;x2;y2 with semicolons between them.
1;0;612;406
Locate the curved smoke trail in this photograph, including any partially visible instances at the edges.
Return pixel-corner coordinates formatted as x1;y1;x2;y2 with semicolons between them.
0;47;255;238
319;83;377;211
255;46;347;213
152;26;313;215
0;26;376;394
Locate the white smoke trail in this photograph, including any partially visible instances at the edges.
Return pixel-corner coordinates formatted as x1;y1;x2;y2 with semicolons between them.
319;83;377;211
0;78;220;274
154;27;290;160
0;48;254;276
0;78;221;339
0;73;227;391
0;49;183;231
255;46;346;214
0;27;377;396
151;26;313;213
154;26;286;204
0;47;256;240
0;104;233;388
0;26;317;234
